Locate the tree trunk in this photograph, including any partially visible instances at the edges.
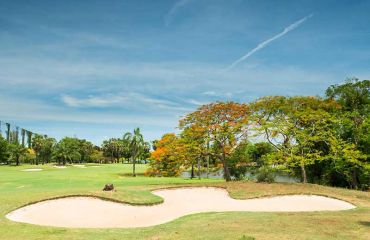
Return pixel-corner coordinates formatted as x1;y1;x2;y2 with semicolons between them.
206;155;209;178
301;162;307;183
191;163;195;179
132;157;136;177
206;139;210;178
16;156;20;166
351;168;359;189
197;158;201;179
221;150;231;181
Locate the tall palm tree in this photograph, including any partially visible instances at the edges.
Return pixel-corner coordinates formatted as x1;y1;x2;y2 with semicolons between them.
123;128;144;177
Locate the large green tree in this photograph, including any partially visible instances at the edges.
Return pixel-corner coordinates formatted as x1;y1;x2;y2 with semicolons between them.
31;135;56;165
326;78;369;153
228;141;274;180
0;136;10;164
78;139;94;163
102;138;125;163
8;143;27;166
53;137;81;165
251;96;339;183
326;78;370;188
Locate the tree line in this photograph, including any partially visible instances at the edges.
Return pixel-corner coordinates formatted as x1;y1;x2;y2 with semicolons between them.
1;78;368;189
147;78;369;190
0;128;149;176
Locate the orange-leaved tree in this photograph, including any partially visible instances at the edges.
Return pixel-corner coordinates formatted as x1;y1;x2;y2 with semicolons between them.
146;133;185;177
179;101;250;181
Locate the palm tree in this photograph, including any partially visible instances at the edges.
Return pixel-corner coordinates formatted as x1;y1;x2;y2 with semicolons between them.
123;128;144;177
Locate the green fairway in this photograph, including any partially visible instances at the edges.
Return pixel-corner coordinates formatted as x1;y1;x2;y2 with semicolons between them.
0;164;369;240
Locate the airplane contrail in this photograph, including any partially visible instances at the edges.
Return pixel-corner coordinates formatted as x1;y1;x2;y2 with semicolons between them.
225;13;314;71
165;0;193;26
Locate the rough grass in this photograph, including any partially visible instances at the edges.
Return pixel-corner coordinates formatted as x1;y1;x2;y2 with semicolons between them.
0;164;369;240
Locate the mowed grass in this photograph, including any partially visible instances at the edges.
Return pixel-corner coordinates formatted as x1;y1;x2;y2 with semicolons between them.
0;164;369;240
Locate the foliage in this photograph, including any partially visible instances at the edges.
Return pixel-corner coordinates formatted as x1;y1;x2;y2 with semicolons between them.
326;78;369;114
53;137;82;165
90;148;104;163
1;79;368;190
179;125;208;178
101;128;149;170
325;78;370;189
146;133;184;177
227;141;254;180
78;139;94;163
139;141;151;162
251;96;340;183
8;143;27;166
145;80;368;190
0;135;9;164
22;148;36;164
256;166;275;183
179;101;250;181
32;135;56;165
102;138;126;162
123;128;147;176
228;141;274;180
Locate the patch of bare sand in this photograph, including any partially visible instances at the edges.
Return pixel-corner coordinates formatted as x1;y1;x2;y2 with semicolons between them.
72;165;86;168
53;166;67;169
6;187;355;228
21;169;42;172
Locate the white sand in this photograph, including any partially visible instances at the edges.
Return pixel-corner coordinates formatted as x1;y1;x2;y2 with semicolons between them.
53;166;67;169
6;187;355;228
21;169;43;172
72;165;86;168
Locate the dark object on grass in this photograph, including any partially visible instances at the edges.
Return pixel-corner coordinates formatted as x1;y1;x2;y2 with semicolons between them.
103;184;114;191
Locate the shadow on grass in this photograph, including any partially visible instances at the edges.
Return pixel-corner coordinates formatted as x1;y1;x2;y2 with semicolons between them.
358;221;370;227
239;235;255;240
118;173;145;177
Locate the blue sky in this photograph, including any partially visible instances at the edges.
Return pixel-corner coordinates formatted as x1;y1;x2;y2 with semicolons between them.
0;0;369;145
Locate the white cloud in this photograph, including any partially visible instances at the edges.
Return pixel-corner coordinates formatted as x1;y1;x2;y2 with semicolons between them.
186;99;209;106
60;92;193;112
202;91;216;96
0;57;355;144
0;56;346;99
0;95;177;127
61;94;128;107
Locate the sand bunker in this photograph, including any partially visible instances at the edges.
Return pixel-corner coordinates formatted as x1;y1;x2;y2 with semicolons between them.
72;165;86;168
6;187;355;228
53;166;67;169
21;169;43;172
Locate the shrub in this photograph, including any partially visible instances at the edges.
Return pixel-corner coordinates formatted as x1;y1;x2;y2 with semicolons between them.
256;166;275;183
